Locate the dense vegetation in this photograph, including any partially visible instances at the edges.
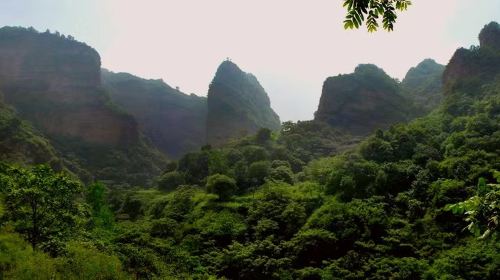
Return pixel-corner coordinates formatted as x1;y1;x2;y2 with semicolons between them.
0;23;499;279
1;75;499;278
0;98;59;167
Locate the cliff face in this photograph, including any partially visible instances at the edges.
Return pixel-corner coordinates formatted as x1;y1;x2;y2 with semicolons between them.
102;70;207;158
0;27;166;186
0;27;138;145
402;59;445;114
315;64;414;136
443;22;500;91
207;61;280;145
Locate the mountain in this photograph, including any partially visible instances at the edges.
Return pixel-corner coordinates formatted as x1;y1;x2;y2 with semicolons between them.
0;27;166;186
402;59;445;113
102;70;207;158
443;22;500;92
315;64;414;136
206;60;281;146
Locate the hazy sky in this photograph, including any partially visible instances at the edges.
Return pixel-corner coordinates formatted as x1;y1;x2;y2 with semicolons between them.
1;1;499;121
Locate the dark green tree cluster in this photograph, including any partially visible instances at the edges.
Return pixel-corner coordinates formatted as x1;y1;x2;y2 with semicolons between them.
0;164;128;278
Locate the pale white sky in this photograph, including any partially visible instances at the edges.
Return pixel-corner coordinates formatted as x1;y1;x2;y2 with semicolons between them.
1;0;499;121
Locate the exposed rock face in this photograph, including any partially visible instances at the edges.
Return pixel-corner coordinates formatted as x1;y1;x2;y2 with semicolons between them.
402;59;444;114
207;61;280;145
479;21;500;51
443;22;500;91
315;64;413;136
0;27;138;145
102;70;207;158
0;27;166;186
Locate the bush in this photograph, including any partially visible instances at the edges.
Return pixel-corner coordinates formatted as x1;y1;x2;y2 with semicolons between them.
248;161;271;187
206;174;237;201
268;165;294;184
0;232;56;279
56;241;128;279
157;171;185;192
150;218;179;238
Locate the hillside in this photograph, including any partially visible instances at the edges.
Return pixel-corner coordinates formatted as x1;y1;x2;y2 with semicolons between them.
207;60;281;145
102;70;207;158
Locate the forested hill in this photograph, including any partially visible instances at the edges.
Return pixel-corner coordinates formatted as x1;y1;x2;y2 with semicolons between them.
0;22;499;279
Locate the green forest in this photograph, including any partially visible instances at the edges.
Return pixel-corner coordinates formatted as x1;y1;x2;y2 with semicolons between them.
0;11;499;280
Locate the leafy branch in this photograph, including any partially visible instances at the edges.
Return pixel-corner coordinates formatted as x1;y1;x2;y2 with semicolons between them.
447;174;500;240
342;0;412;32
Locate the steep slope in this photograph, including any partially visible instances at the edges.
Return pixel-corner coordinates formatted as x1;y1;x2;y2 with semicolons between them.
0;96;59;167
402;59;445;114
102;70;207;158
207;61;281;146
443;21;500;93
315;64;414;136
0;27;166;186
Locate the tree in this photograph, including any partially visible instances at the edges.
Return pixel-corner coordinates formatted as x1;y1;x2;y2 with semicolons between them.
4;165;83;253
256;128;272;144
86;182;114;229
268;165;294;185
206;174;237;201
248;161;271;187
447;174;500;239
157;171;185;192
342;0;412;32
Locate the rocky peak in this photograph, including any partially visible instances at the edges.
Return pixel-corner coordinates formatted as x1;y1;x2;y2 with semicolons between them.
207;60;280;146
401;59;444;113
315;64;413;136
0;26;137;146
405;59;444;77
479;21;500;51
213;60;245;83
0;26;101;90
443;22;500;92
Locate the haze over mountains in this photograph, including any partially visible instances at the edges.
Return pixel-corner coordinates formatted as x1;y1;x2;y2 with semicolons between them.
0;25;461;186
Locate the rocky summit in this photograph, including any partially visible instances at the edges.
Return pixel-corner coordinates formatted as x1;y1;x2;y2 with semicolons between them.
401;59;445;114
207;60;280;145
0;27;166;186
315;64;414;136
443;22;500;92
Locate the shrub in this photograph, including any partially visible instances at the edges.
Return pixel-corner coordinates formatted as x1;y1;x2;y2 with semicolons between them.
206;174;237;201
157;171;185;192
